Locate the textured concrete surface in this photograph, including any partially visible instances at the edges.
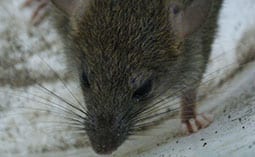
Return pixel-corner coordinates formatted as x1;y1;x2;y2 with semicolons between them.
0;0;255;157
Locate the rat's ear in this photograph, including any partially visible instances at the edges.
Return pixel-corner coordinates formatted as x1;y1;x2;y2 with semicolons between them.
168;0;213;38
51;0;87;15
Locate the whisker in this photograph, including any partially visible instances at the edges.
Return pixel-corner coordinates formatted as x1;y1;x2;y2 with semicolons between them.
0;90;86;121
36;55;86;113
131;61;253;130
36;82;89;118
141;51;231;106
15;108;86;125
41;129;88;138
134;75;214;121
134;107;179;126
2;120;87;134
138;60;250;119
34;120;86;128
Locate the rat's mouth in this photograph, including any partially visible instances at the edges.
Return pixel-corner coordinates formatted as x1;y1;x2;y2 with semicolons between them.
88;135;124;155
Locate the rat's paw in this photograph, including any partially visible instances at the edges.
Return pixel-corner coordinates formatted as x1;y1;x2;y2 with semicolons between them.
181;113;214;135
22;0;50;26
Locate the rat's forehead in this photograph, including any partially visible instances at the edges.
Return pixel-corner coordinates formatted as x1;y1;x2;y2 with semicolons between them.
69;0;175;51
84;59;152;85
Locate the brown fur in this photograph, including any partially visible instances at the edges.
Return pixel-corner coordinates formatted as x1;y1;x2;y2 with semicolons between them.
51;0;223;154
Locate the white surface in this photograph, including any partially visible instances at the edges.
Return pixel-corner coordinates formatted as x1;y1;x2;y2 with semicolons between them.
0;0;255;157
200;0;255;95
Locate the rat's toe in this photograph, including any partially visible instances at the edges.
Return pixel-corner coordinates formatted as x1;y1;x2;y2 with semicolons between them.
189;119;199;132
197;113;214;128
181;112;214;134
181;118;198;134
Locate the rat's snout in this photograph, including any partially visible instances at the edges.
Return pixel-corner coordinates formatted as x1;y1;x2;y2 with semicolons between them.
91;140;116;155
88;128;125;154
87;115;129;155
89;133;119;155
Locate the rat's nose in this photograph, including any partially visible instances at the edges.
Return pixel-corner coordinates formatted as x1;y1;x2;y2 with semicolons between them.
88;130;124;155
93;144;115;155
87;113;129;154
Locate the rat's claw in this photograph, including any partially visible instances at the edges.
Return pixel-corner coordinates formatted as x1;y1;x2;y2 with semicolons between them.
196;113;214;128
189;119;199;132
31;1;50;25
182;112;214;135
22;0;50;26
21;0;34;8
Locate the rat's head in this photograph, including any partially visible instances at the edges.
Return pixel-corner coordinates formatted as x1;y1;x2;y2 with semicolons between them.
52;0;213;154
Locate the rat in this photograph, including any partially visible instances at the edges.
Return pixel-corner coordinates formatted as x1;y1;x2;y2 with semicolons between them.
23;0;223;155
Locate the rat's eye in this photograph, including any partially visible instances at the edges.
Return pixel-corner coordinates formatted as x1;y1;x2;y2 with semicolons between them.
132;79;152;101
172;5;180;15
81;71;90;88
169;3;181;15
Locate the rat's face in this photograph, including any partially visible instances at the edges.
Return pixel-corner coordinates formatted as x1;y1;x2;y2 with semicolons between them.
70;1;181;154
52;0;214;154
80;68;156;154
